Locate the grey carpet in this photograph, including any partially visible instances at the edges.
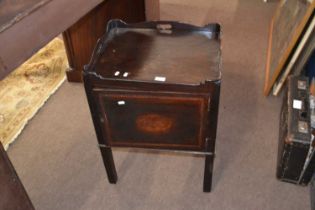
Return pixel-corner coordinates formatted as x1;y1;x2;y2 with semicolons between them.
7;0;311;209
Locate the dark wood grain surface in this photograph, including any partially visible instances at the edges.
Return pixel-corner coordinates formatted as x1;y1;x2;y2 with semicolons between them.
93;27;221;85
86;20;221;85
0;143;34;210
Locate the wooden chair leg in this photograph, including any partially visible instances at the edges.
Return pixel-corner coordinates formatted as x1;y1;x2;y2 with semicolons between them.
100;147;117;184
203;154;214;192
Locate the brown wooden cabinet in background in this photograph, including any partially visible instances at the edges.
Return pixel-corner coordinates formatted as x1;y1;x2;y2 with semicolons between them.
63;0;146;82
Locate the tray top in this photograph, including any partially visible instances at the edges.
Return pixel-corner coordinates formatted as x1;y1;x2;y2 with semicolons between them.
86;20;221;85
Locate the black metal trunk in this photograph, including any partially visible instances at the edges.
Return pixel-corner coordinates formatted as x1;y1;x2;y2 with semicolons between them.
277;75;315;185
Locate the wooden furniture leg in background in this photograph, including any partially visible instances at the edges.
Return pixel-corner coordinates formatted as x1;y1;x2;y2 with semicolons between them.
63;0;146;82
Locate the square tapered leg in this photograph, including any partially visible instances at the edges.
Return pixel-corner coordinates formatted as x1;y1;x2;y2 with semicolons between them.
100;147;117;184
203;154;214;192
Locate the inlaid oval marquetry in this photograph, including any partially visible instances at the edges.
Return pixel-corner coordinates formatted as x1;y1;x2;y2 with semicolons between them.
136;114;173;134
